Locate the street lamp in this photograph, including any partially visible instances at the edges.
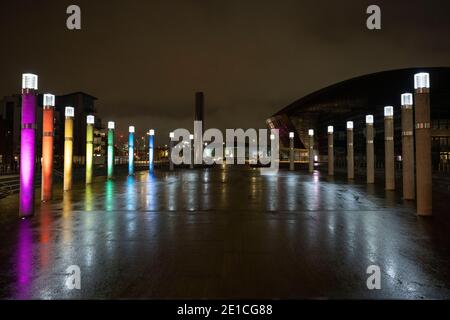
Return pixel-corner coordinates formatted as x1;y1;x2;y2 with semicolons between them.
384;106;395;190
346;121;354;180
327;126;334;176
414;73;432;215
19;73;38;217
308;129;314;173
86;115;95;184
107;121;115;179
289;132;294;171
366;115;374;184
148;129;155;172
64;107;74;191
41;93;55;201
128;126;135;175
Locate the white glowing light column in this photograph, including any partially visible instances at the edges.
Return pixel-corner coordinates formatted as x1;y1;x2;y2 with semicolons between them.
63;107;74;191
308;129;314;173
401;93;415;200
19;73;38;217
169;132;174;171
41;94;55;201
189;134;194;169
149;129;155;172
327;126;334;176
366;115;374;184
289;132;295;171
414;73;432;215
347;121;354;180
86;115;95;184
107;121;115;179
128;126;135;175
384;107;395;190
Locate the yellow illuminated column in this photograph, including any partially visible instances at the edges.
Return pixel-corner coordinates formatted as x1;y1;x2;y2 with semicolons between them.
63;107;74;191
86;115;94;184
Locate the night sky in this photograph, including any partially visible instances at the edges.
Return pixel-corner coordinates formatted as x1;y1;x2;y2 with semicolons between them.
1;0;450;138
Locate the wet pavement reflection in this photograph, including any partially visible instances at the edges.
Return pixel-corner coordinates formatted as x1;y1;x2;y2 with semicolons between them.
0;166;449;299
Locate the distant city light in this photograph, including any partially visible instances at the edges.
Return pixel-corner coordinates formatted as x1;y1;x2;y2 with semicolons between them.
314;155;318;162
327;126;334;133
384;106;394;117
108;121;115;129
366;115;374;124
22;73;38;90
401;93;413;106
43;94;55;106
289;132;294;138
308;129;314;136
346;121;353;129
414;72;430;89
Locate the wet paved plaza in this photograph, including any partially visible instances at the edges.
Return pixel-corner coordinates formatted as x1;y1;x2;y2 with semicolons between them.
0;166;450;299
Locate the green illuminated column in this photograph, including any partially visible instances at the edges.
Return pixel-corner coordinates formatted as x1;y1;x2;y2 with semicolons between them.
107;121;115;179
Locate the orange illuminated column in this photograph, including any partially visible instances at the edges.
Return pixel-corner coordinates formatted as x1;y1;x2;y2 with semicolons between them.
41;94;55;201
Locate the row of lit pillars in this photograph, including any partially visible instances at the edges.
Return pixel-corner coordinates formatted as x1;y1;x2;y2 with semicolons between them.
319;73;431;216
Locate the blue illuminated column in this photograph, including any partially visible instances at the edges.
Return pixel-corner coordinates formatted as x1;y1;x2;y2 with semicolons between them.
128;126;135;175
148;129;155;172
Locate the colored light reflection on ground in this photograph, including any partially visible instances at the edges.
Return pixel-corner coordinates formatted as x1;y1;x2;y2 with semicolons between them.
0;166;449;299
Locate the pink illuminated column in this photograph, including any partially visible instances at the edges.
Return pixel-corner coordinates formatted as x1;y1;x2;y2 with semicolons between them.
19;74;38;218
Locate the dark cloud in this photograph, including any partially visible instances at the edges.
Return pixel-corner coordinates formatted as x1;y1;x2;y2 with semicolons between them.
1;0;449;140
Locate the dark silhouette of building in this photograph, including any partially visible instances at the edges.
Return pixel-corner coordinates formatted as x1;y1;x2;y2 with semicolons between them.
267;67;450;169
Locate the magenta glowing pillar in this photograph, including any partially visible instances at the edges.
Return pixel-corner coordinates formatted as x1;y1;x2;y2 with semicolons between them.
19;73;38;218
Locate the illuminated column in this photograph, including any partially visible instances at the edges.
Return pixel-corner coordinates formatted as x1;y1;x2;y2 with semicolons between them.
401;93;415;200
327;126;334;176
366;115;374;184
414;73;432;215
189;134;194;169
19;73;38;217
308;129;314;173
107;121;115;179
149;129;155;172
289;132;294;171
128;126;135;175
384;106;395;190
41;94;55;202
169;132;174;171
86;115;94;184
63;107;74;191
347;121;354;180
